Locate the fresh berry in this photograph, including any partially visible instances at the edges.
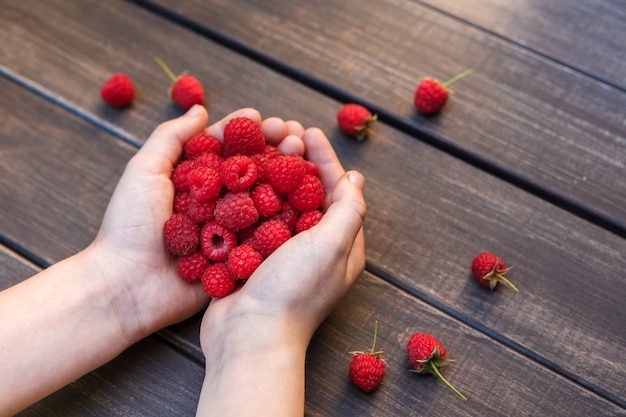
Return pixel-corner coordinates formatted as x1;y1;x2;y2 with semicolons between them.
101;73;135;108
172;160;195;192
272;201;299;231
220;155;258;192
268;155;306;193
154;57;205;110
187;198;217;224
173;192;192;215
251;183;283;218
227;244;263;280
288;174;325;212
349;321;387;392
251;219;292;258
337;103;380;143
471;252;518;292
406;332;466;400
185;132;222;159
200;221;238;261
187;166;222;202
201;263;237;298
223;117;266;157
177;250;210;282
414;69;474;115
295;210;323;233
214;191;259;230
192;153;224;170
163;213;199;256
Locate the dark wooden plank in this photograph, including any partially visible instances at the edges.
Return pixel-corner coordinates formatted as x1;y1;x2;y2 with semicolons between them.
16;338;203;416
305;272;624;416
416;0;626;89
134;0;626;229
1;0;625;409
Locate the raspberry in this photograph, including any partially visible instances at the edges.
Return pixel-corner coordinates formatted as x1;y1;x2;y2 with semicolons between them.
188;166;222;202
223;117;266;157
101;73;135;108
184;132;222;159
295;210;323;233
192;153;224;170
268;155;306;193
272;201;299;231
414;69;474;115
251;220;292;258
337;103;377;141
251;183;283;218
172;160;195;192
200;221;237;261
220;155;258;192
154;57;204;110
288;175;325;212
163;213;199;256
173;192;192;215
249;153;272;183
227;244;263;280
187;198;217;224
214;191;259;230
302;159;320;177
201;263;237;298
177;250;210;282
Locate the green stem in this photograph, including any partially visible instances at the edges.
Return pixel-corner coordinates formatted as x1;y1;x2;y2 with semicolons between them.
370;321;379;354
154;56;177;82
430;364;467;401
495;273;520;293
442;68;474;87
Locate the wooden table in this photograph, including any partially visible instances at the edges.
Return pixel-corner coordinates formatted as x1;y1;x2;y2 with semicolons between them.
1;0;625;415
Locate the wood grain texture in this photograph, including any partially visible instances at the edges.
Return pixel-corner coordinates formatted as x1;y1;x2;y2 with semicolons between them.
138;0;626;227
416;0;626;89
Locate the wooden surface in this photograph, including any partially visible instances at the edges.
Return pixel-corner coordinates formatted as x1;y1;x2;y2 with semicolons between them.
1;0;624;415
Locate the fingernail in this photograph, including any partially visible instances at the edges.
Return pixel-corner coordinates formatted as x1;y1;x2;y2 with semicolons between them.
347;171;364;188
186;104;202;118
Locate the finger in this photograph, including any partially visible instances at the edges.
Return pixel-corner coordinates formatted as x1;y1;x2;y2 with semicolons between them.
285;120;305;138
261;117;288;146
135;105;209;172
276;135;305;156
205;108;262;140
302;127;345;194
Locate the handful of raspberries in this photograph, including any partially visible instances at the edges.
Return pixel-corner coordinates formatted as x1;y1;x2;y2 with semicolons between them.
163;116;325;298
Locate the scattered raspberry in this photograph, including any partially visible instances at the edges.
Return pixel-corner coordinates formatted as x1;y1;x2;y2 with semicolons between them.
251;219;292;258
223;117;266;157
295;210;323;233
220;155;258;192
185;132;222;159
337;103;380;143
288;175;325;212
201;263;237;298
251;183;283;218
200;221;237;262
155;57;204;110
163;213;199;256
101;73;135;108
349;321;386;393
414;69;473;115
471;252;518;292
188;166;222;202
227;244;263;280
214;191;259;230
177;250;210;282
268;155;306;193
407;332;466;400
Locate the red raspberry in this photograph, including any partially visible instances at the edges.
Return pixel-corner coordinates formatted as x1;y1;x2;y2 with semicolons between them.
173;192;192;215
223;117;266;157
163;213;199;256
349;321;386;392
262;145;282;159
214;191;259;230
288;175;325;212
177;250;210;282
200;221;237;262
172;160;195;192
251;183;283;218
227;244;263;280
471;252;518;292
272;201;299;231
295;210;323;233
172;74;205;110
268;155;306;193
337;103;377;141
414;69;474;115
302;159;320;177
220;155;258;192
101;73;135;108
251;220;292;258
249;153;272;183
184;132;222;159
201;263;237;298
187;198;217;224
188;166;222;202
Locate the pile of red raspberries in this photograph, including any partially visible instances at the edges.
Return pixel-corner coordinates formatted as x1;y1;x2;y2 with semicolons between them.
163;116;325;298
